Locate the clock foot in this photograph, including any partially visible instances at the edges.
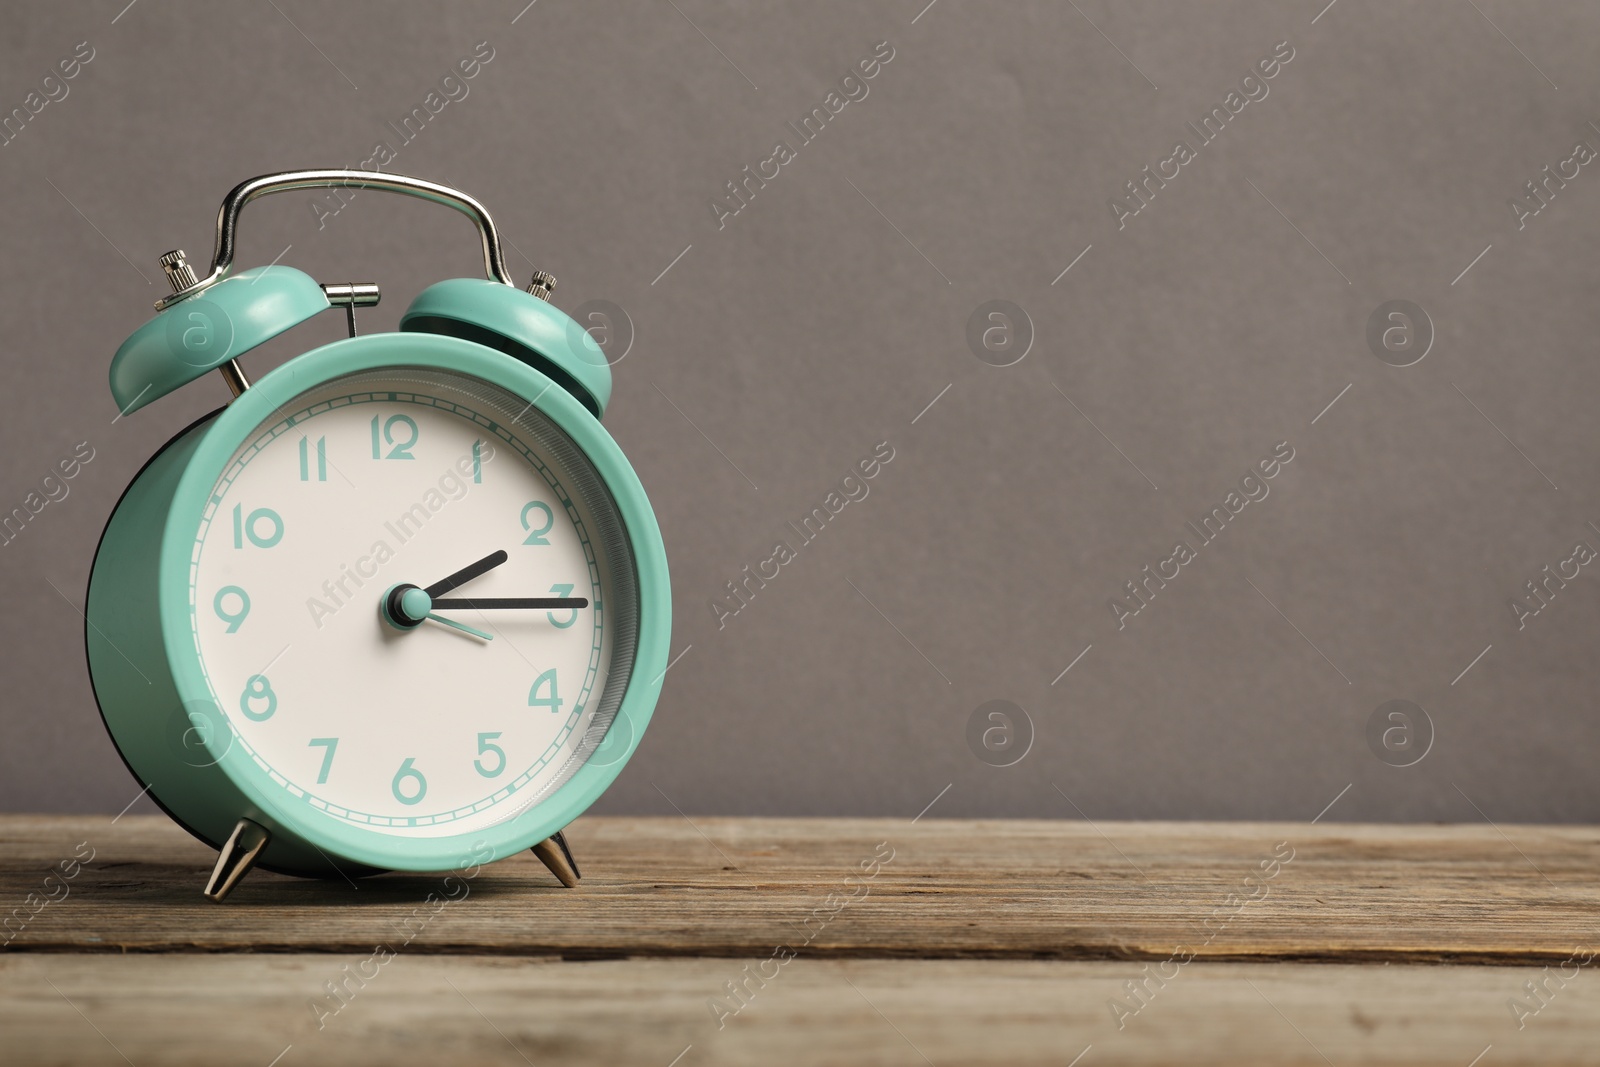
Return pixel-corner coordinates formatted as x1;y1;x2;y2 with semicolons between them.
204;818;270;903
530;830;581;888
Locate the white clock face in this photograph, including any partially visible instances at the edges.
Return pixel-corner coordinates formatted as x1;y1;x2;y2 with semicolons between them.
187;367;638;838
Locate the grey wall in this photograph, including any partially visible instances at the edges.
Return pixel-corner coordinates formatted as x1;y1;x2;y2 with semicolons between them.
4;0;1599;825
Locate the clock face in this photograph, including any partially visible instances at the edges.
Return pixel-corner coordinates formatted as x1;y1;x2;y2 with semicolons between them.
186;367;638;838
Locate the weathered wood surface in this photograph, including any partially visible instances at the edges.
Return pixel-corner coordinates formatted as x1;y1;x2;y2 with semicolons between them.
1;955;1591;1066
1;815;1595;962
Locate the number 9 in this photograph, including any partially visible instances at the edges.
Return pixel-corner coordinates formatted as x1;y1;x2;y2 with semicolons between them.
214;586;250;633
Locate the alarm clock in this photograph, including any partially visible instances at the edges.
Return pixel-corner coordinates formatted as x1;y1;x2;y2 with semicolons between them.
85;171;670;901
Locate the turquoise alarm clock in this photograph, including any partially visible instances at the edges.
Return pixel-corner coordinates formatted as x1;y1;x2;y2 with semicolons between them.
86;171;670;901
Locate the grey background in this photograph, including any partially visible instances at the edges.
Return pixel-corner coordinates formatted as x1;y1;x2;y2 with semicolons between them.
3;0;1598;825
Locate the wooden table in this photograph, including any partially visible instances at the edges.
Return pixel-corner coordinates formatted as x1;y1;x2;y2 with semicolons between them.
2;815;1596;1064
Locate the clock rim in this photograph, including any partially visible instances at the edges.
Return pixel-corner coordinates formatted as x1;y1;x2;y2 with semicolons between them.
159;332;670;872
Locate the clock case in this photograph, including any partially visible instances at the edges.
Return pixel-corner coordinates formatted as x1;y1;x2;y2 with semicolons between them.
85;172;670;899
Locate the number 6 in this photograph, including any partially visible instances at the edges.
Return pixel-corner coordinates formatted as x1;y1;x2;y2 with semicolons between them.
392;757;427;805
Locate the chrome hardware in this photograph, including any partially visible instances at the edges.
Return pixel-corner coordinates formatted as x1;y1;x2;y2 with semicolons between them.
320;282;381;306
525;270;556;302
154;170;533;311
159;249;198;293
322;282;381;338
218;361;250;398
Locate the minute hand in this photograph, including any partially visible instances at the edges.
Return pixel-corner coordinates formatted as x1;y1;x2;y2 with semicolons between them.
430;596;590;610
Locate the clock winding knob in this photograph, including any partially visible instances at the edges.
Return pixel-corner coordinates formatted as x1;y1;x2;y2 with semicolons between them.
159;249;199;294
525;270;556;301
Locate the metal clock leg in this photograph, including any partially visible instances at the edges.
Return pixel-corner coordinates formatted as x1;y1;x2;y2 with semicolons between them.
204;818;271;902
530;829;581;888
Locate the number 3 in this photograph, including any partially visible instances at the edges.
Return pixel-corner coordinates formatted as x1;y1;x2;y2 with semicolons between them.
546;584;578;628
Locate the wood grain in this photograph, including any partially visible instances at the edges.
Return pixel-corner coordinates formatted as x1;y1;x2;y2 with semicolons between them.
1;954;1591;1067
1;815;1594;963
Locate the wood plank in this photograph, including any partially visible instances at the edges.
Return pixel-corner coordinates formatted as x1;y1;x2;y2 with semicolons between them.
1;954;1590;1066
1;815;1593;962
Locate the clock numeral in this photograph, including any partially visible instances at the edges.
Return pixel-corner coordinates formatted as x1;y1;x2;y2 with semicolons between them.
213;586;251;633
547;584;579;628
520;500;555;545
308;737;339;784
392;758;428;805
472;439;483;484
299;436;328;481
474;731;506;778
232;504;284;549
371;414;419;460
528;668;564;715
239;675;278;722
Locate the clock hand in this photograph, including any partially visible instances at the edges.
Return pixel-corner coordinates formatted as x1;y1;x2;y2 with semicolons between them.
431;596;590;610
383;585;494;641
421;612;495;641
424;549;509;598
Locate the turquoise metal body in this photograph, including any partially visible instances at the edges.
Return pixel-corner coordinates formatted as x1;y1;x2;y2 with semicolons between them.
87;328;671;877
110;267;330;416
401;278;612;417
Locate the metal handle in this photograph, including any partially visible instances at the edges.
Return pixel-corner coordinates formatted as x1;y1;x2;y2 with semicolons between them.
156;170;517;310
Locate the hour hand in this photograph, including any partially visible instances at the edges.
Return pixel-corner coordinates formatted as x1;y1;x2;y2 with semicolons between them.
425;549;508;597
